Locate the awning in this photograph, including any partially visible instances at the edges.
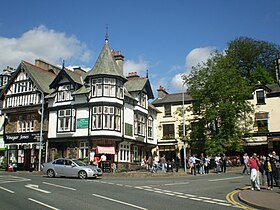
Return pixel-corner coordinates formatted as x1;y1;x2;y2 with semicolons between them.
96;146;115;154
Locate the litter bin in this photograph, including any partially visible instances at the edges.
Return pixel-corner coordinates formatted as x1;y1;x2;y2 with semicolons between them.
275;162;280;187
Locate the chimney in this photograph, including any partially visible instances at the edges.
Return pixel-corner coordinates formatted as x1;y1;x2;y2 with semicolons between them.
126;72;140;80
112;50;124;74
157;85;168;99
73;67;86;75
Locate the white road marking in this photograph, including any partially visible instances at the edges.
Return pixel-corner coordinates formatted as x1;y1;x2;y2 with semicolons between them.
43;182;76;191
0;175;30;184
92;193;148;210
28;198;60;210
25;184;51;194
0;186;15;193
208;176;244;182
164;182;189;186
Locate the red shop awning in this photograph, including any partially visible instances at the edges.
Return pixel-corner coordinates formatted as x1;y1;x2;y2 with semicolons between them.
96;146;115;154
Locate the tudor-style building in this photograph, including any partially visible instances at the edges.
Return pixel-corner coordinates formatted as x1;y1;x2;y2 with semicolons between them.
0;61;57;170
46;39;158;170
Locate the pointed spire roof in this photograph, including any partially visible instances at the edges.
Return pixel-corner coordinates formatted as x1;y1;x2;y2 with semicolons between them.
85;40;126;81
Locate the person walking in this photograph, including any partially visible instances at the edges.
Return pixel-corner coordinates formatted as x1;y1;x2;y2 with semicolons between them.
242;153;249;175
264;156;273;190
270;151;279;187
189;154;200;176
199;153;205;174
175;154;180;172
248;153;261;191
215;154;221;174
204;155;210;174
160;155;166;173
222;155;228;173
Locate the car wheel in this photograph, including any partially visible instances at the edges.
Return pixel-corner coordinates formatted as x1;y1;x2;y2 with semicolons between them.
78;170;87;179
47;169;55;178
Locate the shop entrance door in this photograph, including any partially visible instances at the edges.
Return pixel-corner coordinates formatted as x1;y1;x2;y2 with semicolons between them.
24;149;31;171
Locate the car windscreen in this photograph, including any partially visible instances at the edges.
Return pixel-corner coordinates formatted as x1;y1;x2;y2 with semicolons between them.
72;159;87;166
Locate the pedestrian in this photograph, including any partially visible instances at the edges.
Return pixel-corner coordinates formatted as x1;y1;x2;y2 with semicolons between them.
222;155;228;173
270;151;279;187
248;153;261;191
215;154;221;174
175;154;180;172
264;156;273;190
204;155;210;174
242;153;249;175
199;153;205;174
189;154;200;176
160;155;166;173
152;155;159;173
259;155;266;186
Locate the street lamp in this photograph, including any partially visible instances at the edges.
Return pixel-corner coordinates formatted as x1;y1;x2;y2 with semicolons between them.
38;89;44;171
182;84;187;172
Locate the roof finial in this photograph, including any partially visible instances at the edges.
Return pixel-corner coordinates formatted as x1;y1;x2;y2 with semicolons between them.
105;24;109;42
146;69;149;78
62;60;65;70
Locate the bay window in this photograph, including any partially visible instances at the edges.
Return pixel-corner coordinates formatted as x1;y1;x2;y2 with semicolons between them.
91;77;123;99
92;106;121;131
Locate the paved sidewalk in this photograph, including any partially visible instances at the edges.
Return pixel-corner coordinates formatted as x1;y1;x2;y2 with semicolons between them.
238;186;280;210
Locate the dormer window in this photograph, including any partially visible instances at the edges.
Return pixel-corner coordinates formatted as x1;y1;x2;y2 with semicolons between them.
140;93;147;108
57;84;74;102
256;90;265;104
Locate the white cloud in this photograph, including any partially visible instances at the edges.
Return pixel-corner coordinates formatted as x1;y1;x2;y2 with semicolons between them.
170;46;216;92
185;47;216;73
123;59;148;77
0;25;91;71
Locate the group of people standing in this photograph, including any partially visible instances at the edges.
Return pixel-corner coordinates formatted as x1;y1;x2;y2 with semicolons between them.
141;154;180;173
243;151;279;191
188;153;211;175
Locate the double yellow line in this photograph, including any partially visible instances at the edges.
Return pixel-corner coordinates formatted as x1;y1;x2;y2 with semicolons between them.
226;188;254;210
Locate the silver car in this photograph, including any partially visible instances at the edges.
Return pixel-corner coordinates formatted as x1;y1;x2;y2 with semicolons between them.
42;158;102;179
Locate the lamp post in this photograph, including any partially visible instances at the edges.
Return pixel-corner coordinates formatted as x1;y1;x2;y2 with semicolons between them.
182;84;187;172
38;89;44;171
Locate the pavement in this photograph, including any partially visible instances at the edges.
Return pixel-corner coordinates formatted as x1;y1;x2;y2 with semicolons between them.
238;185;280;210
1;166;280;209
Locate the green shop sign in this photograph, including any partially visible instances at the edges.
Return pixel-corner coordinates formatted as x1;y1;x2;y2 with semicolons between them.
77;118;89;129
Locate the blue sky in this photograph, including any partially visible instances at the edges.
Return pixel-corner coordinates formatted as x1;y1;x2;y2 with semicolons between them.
0;0;280;94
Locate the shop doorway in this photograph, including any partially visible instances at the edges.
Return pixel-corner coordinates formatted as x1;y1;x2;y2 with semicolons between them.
24;149;31;171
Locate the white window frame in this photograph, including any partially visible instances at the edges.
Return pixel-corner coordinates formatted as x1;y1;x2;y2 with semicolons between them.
79;142;88;159
119;143;130;162
57;109;76;132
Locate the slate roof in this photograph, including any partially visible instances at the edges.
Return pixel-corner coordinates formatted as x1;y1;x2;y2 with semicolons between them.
124;77;154;99
152;92;193;105
85;40;126;81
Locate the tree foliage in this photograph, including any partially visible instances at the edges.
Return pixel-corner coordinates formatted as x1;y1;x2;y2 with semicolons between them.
183;53;254;156
226;37;280;84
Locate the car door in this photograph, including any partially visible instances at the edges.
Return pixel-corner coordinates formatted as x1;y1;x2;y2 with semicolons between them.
63;159;78;177
52;159;64;176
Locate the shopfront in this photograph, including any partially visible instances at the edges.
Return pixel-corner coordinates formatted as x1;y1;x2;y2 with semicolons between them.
4;132;44;171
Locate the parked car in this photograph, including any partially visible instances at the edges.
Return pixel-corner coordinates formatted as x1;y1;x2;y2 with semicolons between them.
42;158;102;179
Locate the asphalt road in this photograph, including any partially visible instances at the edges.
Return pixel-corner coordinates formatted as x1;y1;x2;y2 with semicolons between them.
0;171;251;210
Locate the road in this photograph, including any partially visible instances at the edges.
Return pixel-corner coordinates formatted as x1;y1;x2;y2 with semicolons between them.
0;171;251;210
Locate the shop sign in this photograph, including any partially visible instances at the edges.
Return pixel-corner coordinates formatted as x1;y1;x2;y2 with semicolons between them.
77;118;88;129
4;133;41;144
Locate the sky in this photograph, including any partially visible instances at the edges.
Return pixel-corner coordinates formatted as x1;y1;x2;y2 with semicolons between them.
0;0;280;94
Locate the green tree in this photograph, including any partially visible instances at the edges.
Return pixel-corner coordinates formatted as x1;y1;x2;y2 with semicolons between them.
183;53;254;156
226;37;280;84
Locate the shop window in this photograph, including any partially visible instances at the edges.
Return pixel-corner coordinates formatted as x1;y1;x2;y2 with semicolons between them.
119;143;130;162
